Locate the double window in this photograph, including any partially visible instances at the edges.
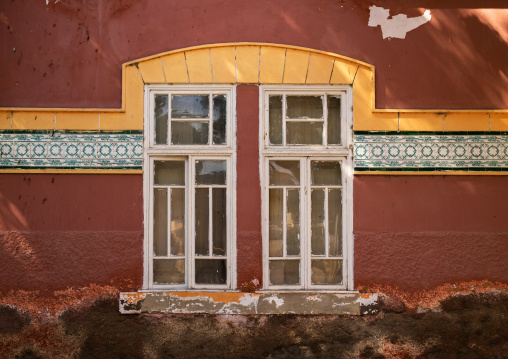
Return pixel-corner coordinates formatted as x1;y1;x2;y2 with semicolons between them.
261;86;353;290
144;85;352;291
143;86;235;289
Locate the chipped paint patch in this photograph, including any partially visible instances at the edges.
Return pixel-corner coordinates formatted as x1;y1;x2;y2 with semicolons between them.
368;5;431;39
263;296;285;308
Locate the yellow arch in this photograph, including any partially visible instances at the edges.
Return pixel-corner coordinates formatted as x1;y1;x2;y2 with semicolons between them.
0;43;507;131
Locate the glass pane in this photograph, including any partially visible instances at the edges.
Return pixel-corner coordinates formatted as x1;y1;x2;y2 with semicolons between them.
170;188;185;256
286;189;300;256
269;188;283;257
286;122;323;145
154;161;185;186
195;188;209;256
286;96;323;119
153;189;168;256
269;95;283;145
195;259;227;285
311;259;342;285
171;95;209;118
327;96;341;145
195;161;227;185
171;122;209;145
311;189;325;256
153;259;185;284
269;260;300;285
269;160;300;186
213;95;226;145
311;161;342;186
212;188;227;256
328;189;343;257
154;95;168;145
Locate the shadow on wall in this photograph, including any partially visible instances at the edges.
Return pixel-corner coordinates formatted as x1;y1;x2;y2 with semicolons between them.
0;0;506;109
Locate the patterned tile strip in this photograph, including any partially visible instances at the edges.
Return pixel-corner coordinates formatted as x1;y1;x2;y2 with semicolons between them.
0;133;143;169
354;134;508;169
0;132;507;170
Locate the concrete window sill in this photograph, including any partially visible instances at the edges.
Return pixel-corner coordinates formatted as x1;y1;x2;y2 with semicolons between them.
119;291;378;315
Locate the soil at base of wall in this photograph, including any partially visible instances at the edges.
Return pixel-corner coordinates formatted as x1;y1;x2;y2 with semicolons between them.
0;289;507;359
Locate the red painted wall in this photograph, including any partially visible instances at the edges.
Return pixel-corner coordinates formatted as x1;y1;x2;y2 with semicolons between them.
236;85;263;290
0;174;143;292
354;176;508;292
0;1;507;109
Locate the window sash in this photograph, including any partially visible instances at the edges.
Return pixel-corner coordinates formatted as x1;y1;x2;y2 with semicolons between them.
264;156;348;290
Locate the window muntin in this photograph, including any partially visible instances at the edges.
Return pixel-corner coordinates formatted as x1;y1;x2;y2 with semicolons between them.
267;93;343;147
145;85;235;290
150;90;231;148
261;86;353;291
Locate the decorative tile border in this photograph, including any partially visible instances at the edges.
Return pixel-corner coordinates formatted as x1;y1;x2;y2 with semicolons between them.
0;132;143;169
354;133;508;170
1;131;507;171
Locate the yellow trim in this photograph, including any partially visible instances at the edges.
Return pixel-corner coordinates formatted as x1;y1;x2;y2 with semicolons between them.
354;171;508;176
0;168;142;174
1;42;507;132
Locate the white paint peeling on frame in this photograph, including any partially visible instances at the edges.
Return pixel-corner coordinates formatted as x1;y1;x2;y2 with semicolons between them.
368;5;432;39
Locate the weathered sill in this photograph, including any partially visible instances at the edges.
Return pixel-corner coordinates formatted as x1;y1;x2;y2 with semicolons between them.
119;291;378;315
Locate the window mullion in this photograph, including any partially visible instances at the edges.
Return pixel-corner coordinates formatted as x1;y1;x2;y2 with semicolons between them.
323;94;328;146
324;186;329;258
167;187;172;258
188;156;195;289
282;94;287;147
208;186;213;258
282;187;287;258
167;95;171;145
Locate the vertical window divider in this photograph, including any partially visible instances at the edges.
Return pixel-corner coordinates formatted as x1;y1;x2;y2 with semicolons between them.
167;186;172;258
323;94;328;146
208;186;213;258
324;186;329;258
208;94;213;145
167;95;172;145
282;94;287;147
282;187;287;258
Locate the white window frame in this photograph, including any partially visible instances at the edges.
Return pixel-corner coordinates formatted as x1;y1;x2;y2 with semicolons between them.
143;85;237;290
260;85;354;291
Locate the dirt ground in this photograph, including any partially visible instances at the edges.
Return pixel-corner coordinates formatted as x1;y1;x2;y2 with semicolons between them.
0;282;507;358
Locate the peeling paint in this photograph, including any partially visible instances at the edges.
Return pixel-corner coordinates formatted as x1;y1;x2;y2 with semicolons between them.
263;296;284;308
368;5;431;39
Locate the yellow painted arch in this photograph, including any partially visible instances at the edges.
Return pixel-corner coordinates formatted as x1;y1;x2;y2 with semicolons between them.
1;43;507;131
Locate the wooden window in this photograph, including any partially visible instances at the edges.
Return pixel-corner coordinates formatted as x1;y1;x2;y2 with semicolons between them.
261;86;353;290
144;85;236;290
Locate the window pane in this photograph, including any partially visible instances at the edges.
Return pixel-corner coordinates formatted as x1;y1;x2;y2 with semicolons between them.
195;188;209;256
153;259;185;284
286;189;300;256
311;189;325;256
327;96;341;145
311;161;342;186
286;96;323;119
212;188;227;256
153;189;168;256
269;188;283;257
213;95;226;145
195;259;227;285
154;161;185;186
171;95;209;118
269;95;283;145
311;259;342;285
269;260;300;285
328;189;343;257
195;161;227;185
286;122;323;145
269;160;300;186
170;188;185;256
154;95;168;145
171;122;209;145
